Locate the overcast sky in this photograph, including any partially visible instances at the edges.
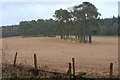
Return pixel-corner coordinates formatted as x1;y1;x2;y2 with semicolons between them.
0;0;119;26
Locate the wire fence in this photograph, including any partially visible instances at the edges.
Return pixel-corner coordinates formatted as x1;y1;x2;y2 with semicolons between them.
2;51;119;78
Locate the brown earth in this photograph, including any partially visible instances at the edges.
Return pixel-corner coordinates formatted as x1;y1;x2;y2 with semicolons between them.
2;36;118;77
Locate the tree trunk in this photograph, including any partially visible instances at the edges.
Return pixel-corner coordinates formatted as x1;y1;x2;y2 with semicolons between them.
78;34;80;40
83;35;86;43
86;36;88;43
60;34;63;39
79;35;82;43
89;35;92;43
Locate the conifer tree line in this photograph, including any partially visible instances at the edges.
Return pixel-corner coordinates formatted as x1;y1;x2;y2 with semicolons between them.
1;2;119;38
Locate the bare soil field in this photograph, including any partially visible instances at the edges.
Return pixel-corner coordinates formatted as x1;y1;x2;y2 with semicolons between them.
2;36;118;77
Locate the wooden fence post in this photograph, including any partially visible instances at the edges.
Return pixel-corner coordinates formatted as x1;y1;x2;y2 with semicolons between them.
72;58;75;76
13;52;18;67
109;63;113;78
34;54;37;70
68;63;72;79
33;54;39;76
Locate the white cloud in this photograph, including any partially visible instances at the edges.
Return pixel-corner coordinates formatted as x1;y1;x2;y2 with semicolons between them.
118;1;120;16
0;3;2;26
0;1;118;26
1;2;78;26
0;0;119;2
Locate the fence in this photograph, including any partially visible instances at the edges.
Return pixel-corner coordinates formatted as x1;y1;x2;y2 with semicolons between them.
12;52;116;79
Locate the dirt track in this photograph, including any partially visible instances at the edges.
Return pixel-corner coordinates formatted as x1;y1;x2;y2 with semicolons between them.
2;36;118;77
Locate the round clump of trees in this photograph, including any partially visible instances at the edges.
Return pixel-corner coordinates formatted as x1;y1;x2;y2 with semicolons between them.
2;2;118;41
54;2;101;43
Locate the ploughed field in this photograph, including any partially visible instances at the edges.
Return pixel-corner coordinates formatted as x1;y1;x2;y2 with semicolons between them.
2;36;118;77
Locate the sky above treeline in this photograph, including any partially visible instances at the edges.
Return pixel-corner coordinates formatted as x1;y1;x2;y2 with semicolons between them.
0;0;119;26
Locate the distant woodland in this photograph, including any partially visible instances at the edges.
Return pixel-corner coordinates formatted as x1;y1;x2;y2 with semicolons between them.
1;2;119;38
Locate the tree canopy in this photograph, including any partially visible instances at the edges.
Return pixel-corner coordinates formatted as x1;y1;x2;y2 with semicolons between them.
1;2;118;38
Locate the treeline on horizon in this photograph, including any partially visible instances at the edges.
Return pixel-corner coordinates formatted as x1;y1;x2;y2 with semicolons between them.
1;2;119;38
